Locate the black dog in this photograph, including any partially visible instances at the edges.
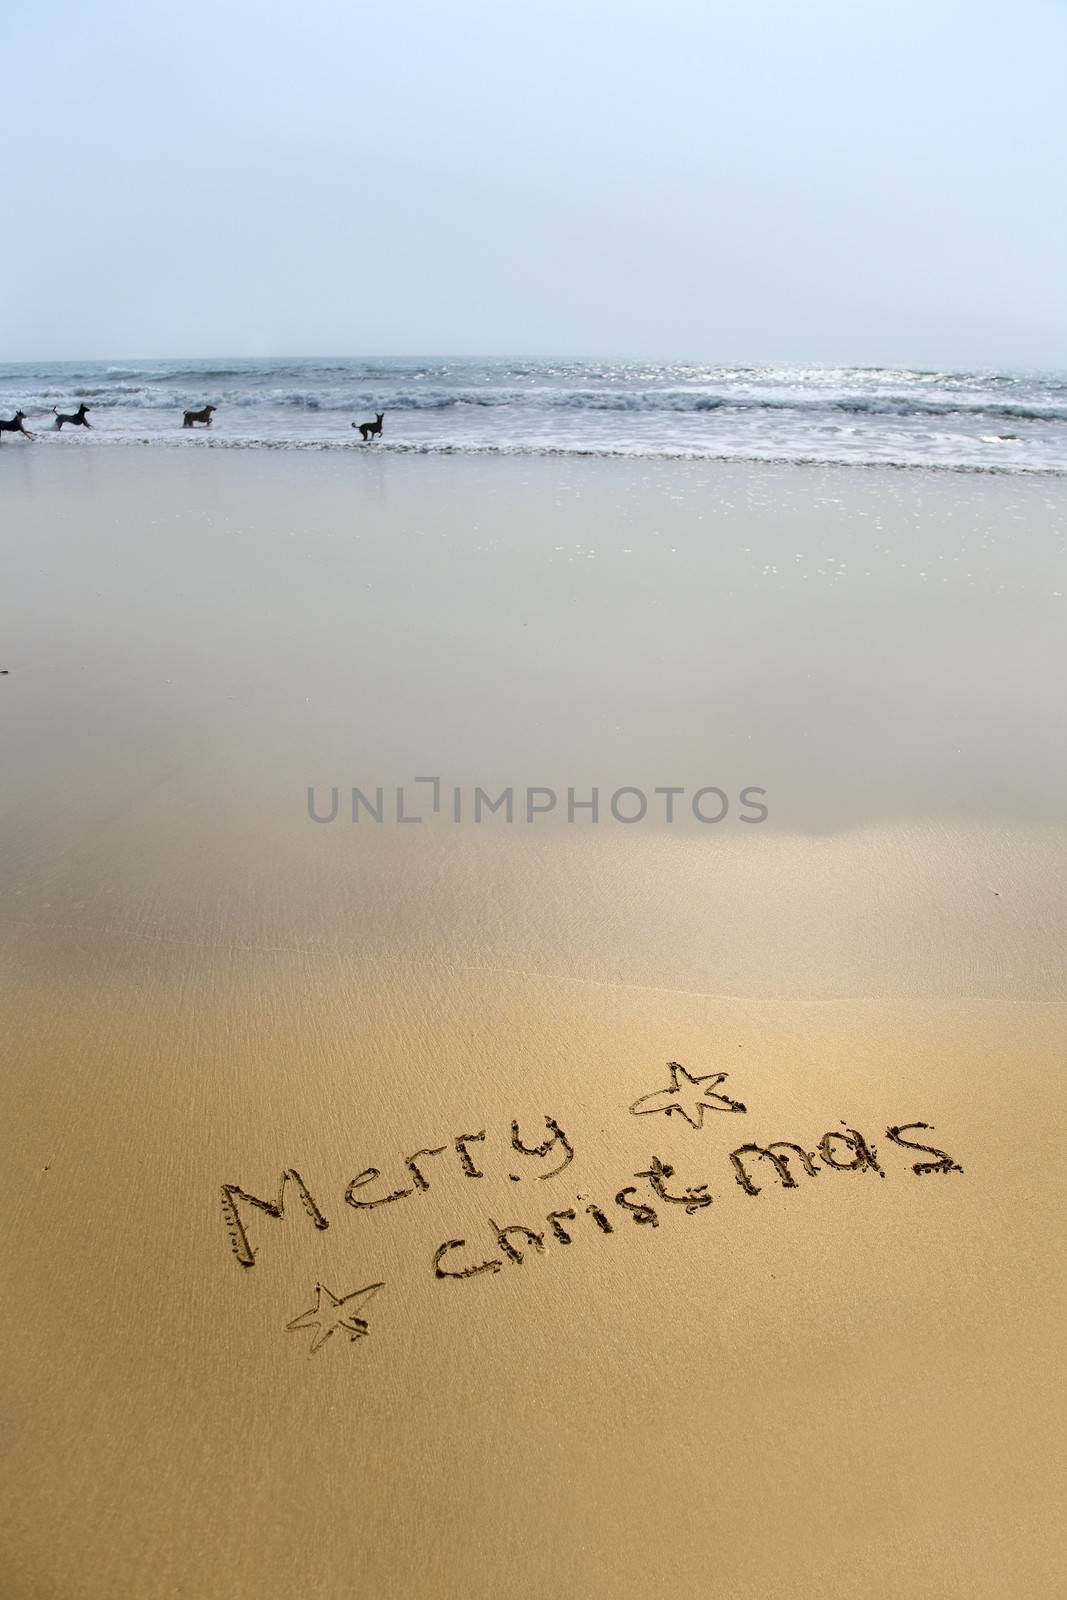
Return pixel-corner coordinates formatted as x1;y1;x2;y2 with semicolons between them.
53;403;92;430
0;410;32;441
353;411;384;441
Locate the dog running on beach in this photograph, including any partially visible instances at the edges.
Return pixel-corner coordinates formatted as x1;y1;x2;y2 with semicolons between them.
53;403;92;430
353;411;384;441
0;410;32;441
183;404;216;428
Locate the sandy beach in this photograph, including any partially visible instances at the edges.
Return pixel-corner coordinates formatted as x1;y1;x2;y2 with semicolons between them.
2;445;1065;1598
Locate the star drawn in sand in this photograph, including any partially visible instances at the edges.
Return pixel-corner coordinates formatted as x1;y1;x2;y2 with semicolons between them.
629;1062;747;1130
286;1281;385;1354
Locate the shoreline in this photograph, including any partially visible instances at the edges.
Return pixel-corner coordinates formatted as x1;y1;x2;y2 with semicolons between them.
5;428;1067;475
5;355;1067;476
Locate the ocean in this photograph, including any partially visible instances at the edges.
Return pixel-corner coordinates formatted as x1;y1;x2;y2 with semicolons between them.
2;357;1066;474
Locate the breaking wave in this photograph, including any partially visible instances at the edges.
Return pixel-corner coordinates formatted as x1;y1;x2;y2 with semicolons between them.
2;356;1065;474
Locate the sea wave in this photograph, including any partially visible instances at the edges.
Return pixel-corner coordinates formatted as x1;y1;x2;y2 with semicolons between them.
5;380;1066;424
26;428;1067;477
2;357;1065;474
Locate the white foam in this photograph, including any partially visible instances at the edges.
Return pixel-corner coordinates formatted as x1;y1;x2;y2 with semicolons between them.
2;357;1066;475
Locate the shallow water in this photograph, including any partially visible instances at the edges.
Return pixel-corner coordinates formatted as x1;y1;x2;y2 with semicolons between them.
4;355;1067;474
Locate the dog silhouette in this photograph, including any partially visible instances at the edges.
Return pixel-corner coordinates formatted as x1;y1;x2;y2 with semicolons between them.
353;411;384;441
0;410;31;441
53;403;92;430
183;404;216;428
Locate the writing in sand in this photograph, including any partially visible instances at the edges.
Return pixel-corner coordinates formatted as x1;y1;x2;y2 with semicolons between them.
218;1064;963;1354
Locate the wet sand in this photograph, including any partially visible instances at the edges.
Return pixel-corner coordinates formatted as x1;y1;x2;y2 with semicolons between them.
1;447;1065;1598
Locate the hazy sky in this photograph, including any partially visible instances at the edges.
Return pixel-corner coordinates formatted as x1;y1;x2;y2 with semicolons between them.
3;0;1065;366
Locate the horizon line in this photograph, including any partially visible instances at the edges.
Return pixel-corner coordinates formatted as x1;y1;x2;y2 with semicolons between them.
3;353;1066;378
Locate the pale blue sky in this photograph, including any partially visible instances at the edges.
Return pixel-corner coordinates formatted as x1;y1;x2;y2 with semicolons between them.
3;0;1065;365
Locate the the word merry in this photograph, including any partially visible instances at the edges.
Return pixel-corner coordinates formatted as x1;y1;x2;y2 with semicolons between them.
221;1115;573;1267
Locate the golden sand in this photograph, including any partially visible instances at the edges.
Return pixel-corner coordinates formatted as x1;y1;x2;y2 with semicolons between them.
1;447;1064;1597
